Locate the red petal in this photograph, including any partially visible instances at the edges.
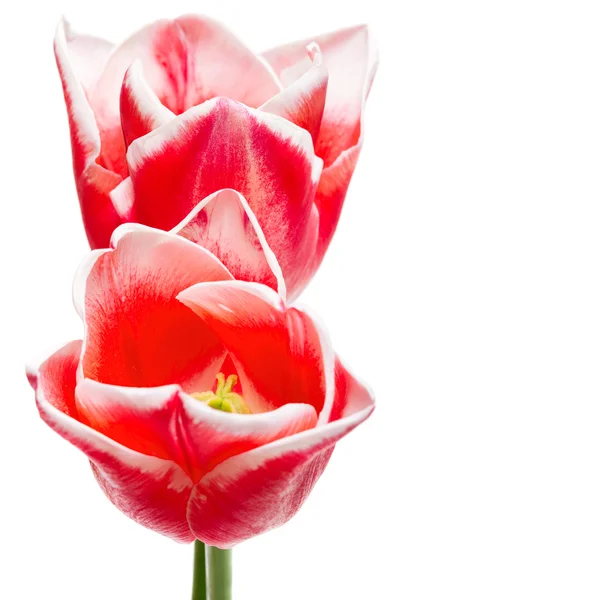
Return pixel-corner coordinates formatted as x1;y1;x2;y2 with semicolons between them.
92;15;280;119
126;97;321;297
120;61;175;149
259;43;328;147
178;281;332;415
172;189;286;298
76;379;317;482
54;20;124;249
263;26;378;291
314;143;362;257
187;381;374;547
329;355;375;422
175;15;281;108
78;225;233;389
262;25;378;167
35;341;194;543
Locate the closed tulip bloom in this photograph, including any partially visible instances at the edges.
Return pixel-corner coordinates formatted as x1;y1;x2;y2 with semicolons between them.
29;225;374;547
55;15;377;300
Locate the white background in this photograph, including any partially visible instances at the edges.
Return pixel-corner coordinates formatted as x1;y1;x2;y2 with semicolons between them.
2;0;600;598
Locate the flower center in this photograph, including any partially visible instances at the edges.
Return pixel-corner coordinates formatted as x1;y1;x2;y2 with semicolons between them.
190;373;251;414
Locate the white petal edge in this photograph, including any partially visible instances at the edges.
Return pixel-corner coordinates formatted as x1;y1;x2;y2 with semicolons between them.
122;60;175;127
36;375;192;494
294;302;336;425
126;96;323;184
171;188;288;301
177;280;334;420
197;403;374;486
76;378;317;438
72;224;235;384
54;18;103;167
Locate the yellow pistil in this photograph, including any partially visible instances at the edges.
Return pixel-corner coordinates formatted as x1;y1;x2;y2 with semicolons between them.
191;373;251;414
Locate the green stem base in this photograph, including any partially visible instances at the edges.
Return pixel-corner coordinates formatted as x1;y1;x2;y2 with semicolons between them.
206;546;232;600
192;541;207;600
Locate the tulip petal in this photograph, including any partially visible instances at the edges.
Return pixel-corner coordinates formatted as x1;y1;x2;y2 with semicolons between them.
263;26;378;287
35;341;194;543
172;189;286;299
54;19;124;249
174;14;282;108
77;225;233;389
329;355;376;422
262;25;377;167
75;379;317;482
314;144;362;255
126;97;322;297
187;363;374;547
259;43;328;147
177;281;330;415
92;15;280;122
120;61;175;149
56;18;113;96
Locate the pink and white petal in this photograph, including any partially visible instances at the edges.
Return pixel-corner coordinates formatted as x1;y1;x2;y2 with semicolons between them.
177;281;327;415
75;381;190;468
90;20;185;126
174;15;282;108
56;18;114;98
79;224;232;389
55;19;127;178
288;143;364;294
126;97;322;292
172;189;286;299
328;355;376;422
187;401;374;548
109;177;135;222
92;15;280;122
55;19;125;248
120;61;175;149
75;379;317;483
77;165;125;249
262;25;378;167
314;143;362;257
179;394;317;478
35;341;194;543
259;43;328;146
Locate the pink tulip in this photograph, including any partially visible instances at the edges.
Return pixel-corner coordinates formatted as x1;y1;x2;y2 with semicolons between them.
55;15;378;300
29;225;374;547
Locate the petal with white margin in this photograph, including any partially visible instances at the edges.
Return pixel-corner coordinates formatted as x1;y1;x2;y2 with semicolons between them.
259;43;328;147
263;26;378;287
262;24;378;167
172;189;286;299
187;372;374;547
120;61;175;149
75;378;317;483
126;97;322;297
54;19;124;249
78;225;233;389
35;340;195;543
178;281;330;415
91;15;281;120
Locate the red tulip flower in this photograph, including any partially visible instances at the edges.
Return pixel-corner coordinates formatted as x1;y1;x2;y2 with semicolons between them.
55;16;377;300
29;225;374;548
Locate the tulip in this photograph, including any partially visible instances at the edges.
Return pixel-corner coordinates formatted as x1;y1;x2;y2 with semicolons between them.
55;15;378;300
29;224;374;550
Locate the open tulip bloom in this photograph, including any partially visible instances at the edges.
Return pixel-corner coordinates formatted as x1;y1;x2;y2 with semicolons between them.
29;225;375;597
32;13;378;599
55;15;377;301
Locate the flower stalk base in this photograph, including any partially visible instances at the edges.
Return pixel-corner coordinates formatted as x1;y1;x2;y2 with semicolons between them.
192;541;207;600
206;546;232;600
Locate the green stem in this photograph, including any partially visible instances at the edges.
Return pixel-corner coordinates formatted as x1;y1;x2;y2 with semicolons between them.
206;546;233;600
191;541;207;600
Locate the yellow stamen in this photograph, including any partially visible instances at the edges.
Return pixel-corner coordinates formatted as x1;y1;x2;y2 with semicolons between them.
191;373;252;414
